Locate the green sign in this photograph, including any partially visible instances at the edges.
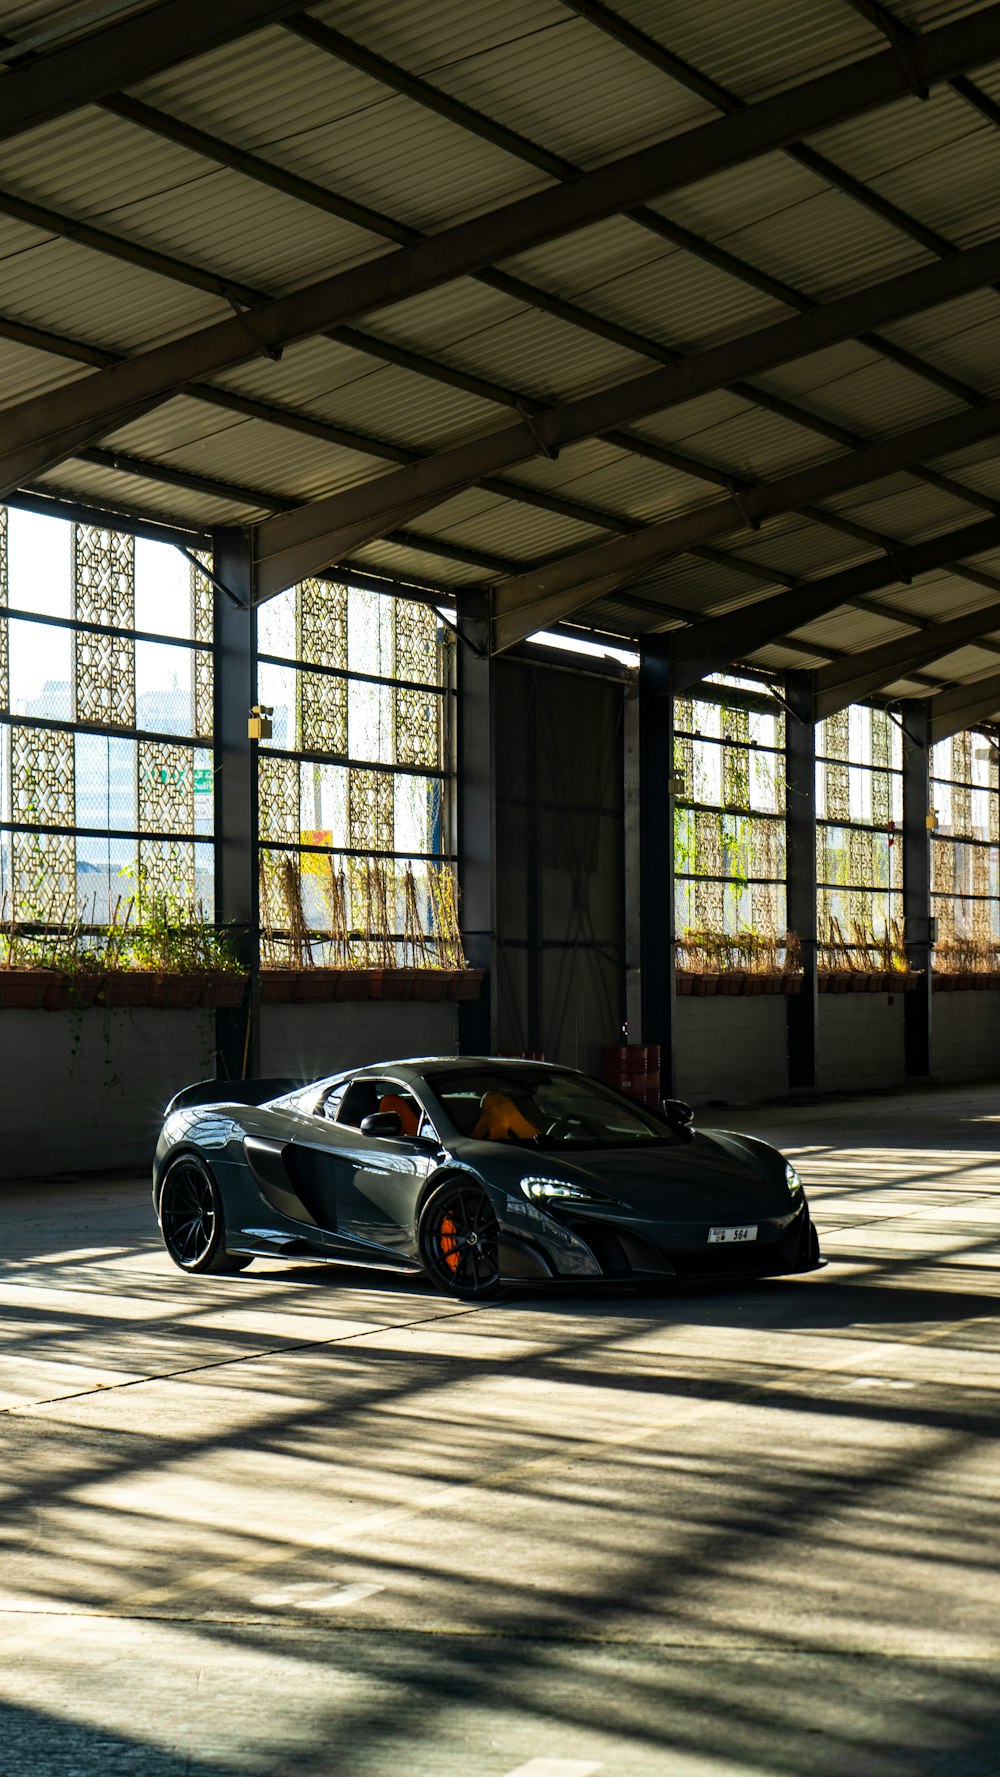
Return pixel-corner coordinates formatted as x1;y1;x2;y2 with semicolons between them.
194;768;214;795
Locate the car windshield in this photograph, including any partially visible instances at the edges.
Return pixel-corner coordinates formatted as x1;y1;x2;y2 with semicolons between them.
428;1067;676;1149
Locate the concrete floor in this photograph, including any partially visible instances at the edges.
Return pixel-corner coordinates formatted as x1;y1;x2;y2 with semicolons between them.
1;1085;999;1777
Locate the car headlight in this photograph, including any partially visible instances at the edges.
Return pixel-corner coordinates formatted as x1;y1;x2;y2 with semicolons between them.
785;1162;803;1194
520;1176;612;1205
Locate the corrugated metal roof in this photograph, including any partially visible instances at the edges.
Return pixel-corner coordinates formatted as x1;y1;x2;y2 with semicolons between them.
606;0;879;102
0;336;90;406
314;3;719;169
0;3;155;43
1;0;1000;692
791;605;915;652
925;641;1000;677
32;458;250;528
0;229;223;350
132;26;552;231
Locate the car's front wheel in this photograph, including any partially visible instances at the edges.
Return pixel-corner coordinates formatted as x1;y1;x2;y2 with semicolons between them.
418;1179;502;1300
158;1154;252;1275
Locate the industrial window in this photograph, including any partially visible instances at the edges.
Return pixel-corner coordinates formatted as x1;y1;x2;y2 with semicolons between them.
673;681;787;961
256;578;461;967
815;706;902;959
0;505;215;946
930;730;1000;959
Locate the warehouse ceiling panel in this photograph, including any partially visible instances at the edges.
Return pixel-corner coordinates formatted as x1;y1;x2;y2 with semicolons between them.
5;0;1000;701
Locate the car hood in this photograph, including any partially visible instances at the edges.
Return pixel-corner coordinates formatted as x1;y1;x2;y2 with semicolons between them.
536;1130;789;1215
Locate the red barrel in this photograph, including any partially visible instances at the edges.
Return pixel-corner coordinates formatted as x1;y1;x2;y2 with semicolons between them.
601;1044;661;1106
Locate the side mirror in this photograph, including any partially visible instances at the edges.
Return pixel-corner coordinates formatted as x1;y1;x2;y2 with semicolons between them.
360;1110;403;1138
662;1097;695;1140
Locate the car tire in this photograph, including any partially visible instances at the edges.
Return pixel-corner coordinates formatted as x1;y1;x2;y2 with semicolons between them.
158;1154;252;1275
418;1178;503;1300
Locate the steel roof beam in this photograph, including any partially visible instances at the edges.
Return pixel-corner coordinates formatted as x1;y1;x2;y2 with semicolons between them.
927;671;1000;741
2;304;813;571
565;0;958;259
72;450;522;577
106;56;994;486
490;392;1000;648
669;512;1000;691
7;277;996;619
0;0;307;142
0;304;642;535
1;8;999;504
0;0;985;628
8;289;997;647
843;0;1000;129
284;13;823;314
814;598;1000;717
288;7;1000;492
252;234;1000;599
24;58;984;570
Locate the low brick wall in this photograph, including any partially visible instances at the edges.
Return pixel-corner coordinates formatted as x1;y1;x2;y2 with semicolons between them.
818;992;905;1094
258;1000;459;1082
674;995;788;1105
1;1000;460;1181
0;1008;214;1181
931;990;1000;1083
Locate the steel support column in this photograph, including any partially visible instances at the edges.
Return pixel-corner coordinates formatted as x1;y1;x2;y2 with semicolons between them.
785;672;818;1091
634;639;675;1092
213;527;259;1079
457;594;495;1055
902;699;933;1079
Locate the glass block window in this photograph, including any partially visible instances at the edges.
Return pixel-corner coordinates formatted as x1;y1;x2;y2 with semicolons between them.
0;505;215;926
816;706;902;953
257;579;460;967
673;681;787;944
930;730;1000;950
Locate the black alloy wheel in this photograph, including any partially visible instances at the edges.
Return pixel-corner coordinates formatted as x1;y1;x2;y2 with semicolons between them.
158;1155;251;1275
419;1179;502;1299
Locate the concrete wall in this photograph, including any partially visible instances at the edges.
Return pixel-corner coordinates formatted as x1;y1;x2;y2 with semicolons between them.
817;992;905;1094
0;1008;214;1181
931;991;1000;1083
258;1001;458;1080
9;986;1000;1183
674;995;789;1106
1;1001;459;1182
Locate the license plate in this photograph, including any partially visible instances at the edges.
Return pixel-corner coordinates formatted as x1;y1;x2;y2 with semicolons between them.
708;1224;758;1244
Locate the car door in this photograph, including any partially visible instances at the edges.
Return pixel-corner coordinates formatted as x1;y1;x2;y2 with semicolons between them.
330;1074;439;1257
250;1080;353;1240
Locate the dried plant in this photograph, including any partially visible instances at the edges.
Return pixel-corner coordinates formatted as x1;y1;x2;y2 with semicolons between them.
933;935;1000;974
256;851;468;972
675;928;801;975
818;915;910;974
429;863;466;969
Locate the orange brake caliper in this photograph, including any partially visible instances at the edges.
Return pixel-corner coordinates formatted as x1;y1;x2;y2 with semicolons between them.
439;1212;461;1271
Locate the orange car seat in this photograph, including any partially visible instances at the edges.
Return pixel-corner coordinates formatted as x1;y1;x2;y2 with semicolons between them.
378;1094;420;1137
470;1091;540;1142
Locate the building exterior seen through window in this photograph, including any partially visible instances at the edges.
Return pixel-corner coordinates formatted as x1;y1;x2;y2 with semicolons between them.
815;706;903;964
931;730;1000;965
256;576;462;968
0;504;214;950
4;496;1000;983
673;678;788;972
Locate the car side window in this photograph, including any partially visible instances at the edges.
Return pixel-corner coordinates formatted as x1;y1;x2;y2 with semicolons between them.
336;1077;426;1137
319;1082;348;1120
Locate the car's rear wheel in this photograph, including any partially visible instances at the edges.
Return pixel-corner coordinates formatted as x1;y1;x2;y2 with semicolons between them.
419;1179;502;1299
159;1154;252;1275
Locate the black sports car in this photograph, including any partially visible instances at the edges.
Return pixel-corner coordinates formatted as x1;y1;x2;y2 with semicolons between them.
153;1058;820;1299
